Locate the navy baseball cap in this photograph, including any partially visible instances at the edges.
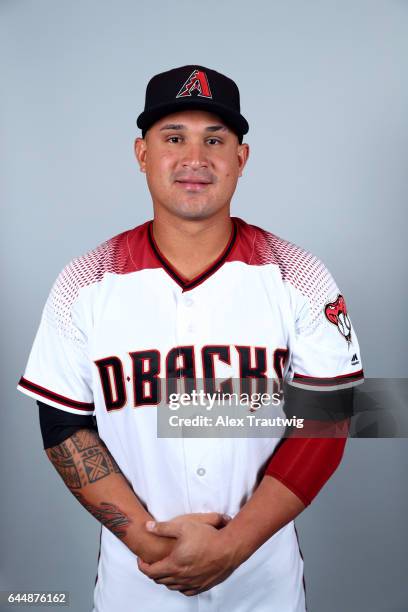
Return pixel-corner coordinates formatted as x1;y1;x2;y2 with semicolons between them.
137;65;249;142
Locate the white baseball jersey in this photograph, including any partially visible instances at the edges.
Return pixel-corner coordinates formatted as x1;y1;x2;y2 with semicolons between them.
18;217;363;612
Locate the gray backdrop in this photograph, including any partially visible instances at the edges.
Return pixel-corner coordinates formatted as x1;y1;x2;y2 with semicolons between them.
1;0;407;611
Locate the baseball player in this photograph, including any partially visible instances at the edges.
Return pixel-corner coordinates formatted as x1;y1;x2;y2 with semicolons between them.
17;65;364;611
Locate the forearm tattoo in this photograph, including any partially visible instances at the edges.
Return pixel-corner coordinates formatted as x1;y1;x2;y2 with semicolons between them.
72;491;131;539
46;430;120;487
46;429;131;540
46;441;82;489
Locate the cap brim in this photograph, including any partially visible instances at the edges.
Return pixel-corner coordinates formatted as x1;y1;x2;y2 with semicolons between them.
137;98;249;137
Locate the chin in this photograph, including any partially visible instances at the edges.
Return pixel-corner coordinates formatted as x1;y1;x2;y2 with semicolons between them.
167;201;219;220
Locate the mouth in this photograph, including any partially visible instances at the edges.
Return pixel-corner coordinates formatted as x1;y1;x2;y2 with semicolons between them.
175;179;212;192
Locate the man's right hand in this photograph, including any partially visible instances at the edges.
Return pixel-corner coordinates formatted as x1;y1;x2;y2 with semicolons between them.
44;427;230;565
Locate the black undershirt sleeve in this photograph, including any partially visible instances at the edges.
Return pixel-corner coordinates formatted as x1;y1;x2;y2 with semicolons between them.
37;401;98;449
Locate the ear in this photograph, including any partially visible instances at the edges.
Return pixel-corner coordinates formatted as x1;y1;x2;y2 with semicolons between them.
134;137;147;173
237;142;250;177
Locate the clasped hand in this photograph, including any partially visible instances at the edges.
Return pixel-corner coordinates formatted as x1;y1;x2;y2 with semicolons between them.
137;512;237;596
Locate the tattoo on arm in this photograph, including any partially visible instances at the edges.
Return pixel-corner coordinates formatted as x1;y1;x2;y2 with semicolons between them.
46;430;121;487
46;429;132;540
46;441;82;488
71;491;131;539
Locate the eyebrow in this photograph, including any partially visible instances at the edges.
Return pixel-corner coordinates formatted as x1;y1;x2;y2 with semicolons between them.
159;123;228;132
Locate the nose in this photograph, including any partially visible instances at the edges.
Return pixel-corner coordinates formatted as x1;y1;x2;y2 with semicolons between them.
181;141;209;170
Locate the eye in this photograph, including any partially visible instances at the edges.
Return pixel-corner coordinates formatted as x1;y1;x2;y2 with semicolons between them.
167;135;183;144
207;138;222;145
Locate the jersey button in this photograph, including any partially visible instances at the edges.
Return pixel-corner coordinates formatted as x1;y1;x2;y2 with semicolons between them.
184;297;194;307
196;467;206;476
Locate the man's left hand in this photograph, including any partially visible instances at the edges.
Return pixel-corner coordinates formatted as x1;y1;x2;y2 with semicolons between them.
137;519;238;596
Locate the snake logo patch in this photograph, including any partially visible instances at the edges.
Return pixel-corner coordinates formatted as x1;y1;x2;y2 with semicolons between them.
324;294;352;344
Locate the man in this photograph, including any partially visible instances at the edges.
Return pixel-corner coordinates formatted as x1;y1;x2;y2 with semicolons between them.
18;65;364;611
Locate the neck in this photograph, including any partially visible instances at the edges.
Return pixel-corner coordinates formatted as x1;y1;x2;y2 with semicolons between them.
151;209;233;281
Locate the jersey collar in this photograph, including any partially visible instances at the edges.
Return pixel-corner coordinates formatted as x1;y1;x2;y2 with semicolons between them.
147;218;238;291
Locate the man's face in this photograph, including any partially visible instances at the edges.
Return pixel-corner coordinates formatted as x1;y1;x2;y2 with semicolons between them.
134;110;249;220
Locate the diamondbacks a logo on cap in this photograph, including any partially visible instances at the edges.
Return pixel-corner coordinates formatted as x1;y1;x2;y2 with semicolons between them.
176;69;212;99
